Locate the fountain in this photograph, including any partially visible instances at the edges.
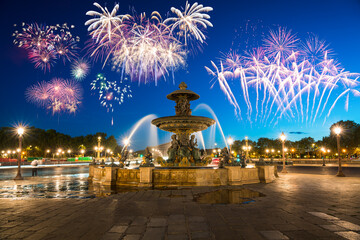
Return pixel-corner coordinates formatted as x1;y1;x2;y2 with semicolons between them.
88;82;276;187
151;82;215;166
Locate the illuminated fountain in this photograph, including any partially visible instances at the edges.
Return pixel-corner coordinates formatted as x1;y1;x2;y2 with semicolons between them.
151;82;215;167
89;82;276;187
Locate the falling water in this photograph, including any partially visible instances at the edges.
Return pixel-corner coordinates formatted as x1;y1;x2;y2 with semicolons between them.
193;104;228;149
122;114;158;151
194;131;206;150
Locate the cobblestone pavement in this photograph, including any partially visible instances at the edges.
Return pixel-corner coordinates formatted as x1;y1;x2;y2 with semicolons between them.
0;173;359;240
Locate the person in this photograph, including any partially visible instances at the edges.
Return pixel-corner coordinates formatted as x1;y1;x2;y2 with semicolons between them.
31;160;38;176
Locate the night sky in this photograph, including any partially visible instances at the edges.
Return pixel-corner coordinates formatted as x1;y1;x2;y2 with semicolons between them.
1;0;360;150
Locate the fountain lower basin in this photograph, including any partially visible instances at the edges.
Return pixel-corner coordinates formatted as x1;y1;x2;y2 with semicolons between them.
88;165;276;187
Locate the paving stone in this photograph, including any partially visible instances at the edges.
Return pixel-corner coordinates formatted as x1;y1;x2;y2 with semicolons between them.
333;220;360;231
142;227;166;240
167;234;189;240
168;214;186;224
308;212;339;221
148;217;167;227
191;231;212;239
188;216;206;223
260;230;289;240
168;224;187;234
101;232;123;240
335;231;360;240
109;225;128;233
125;225;146;234
122;234;141;240
131;216;148;226
320;224;347;231
189;222;209;232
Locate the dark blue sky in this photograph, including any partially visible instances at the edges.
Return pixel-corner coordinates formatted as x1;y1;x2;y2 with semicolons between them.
2;0;360;150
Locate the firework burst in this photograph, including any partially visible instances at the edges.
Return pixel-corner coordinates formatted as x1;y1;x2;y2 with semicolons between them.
71;59;90;80
26;78;83;114
206;27;360;126
85;1;212;84
91;73;132;113
13;23;80;72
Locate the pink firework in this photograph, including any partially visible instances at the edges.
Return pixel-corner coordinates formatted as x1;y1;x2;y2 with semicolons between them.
25;81;51;107
26;78;83;114
13;23;79;72
28;48;57;72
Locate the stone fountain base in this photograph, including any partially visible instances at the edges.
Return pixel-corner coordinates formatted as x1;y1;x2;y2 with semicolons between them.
88;165;276;187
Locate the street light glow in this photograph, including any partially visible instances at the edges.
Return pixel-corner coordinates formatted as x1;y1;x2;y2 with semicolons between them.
279;132;286;142
17;127;25;136
227;137;234;145
333;127;342;135
123;138;130;146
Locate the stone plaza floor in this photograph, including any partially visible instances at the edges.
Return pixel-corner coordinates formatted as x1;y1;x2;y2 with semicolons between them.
0;173;359;240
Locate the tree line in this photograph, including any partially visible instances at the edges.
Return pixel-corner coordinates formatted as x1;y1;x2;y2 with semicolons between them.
1;120;359;158
0;126;122;157
230;120;360;158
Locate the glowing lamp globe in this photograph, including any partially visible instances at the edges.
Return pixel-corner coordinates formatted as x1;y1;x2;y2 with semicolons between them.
17;127;24;136
333;127;342;135
280;132;286;142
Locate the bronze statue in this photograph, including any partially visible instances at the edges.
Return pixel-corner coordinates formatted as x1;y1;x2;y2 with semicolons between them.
189;135;200;161
167;135;180;162
141;147;154;167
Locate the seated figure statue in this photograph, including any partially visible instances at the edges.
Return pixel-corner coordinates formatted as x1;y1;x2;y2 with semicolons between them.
189;135;200;161
167;135;179;162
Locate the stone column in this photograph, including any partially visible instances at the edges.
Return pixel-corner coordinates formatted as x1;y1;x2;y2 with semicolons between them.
139;167;155;187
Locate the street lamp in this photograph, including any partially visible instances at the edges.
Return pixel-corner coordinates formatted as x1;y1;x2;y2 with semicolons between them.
279;132;287;173
265;149;269;158
227;137;234;153
97;137;102;160
333;127;345;177
245;136;249;160
80;149;85;157
14;126;25;180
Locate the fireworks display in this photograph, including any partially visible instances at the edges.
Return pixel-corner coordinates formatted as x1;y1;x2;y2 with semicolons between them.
13;23;80;72
85;1;213;84
26;78;83;114
71;59;90;80
206;27;360;126
91;73;132;113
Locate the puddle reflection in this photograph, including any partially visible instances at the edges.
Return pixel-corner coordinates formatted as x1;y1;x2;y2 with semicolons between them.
194;188;265;204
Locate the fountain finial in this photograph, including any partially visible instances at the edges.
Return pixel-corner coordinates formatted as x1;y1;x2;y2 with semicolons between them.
179;82;187;90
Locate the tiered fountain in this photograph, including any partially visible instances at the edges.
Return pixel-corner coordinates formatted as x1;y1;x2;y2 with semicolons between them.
151;82;215;167
88;82;276;187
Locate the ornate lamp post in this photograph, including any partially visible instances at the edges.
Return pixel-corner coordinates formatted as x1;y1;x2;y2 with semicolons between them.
14;126;25;180
280;132;287;173
227;137;234;154
245;136;249;160
80;149;85;158
333;127;345;177
97;137;102;160
321;147;326;166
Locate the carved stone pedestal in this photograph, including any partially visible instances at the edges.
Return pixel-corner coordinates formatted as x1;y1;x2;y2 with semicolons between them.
102;166;119;186
139;167;155;187
257;166;276;183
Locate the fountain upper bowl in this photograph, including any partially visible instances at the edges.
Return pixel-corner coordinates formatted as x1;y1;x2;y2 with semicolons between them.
151;115;215;134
